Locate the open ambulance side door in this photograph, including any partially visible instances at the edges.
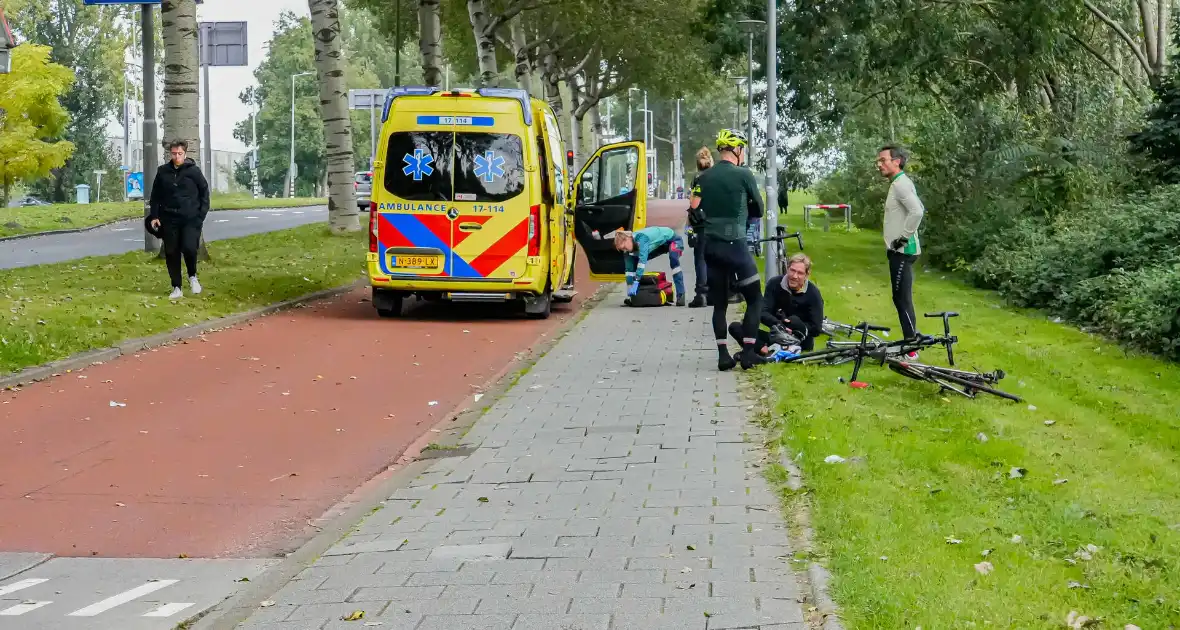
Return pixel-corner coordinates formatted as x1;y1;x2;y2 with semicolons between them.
570;141;647;281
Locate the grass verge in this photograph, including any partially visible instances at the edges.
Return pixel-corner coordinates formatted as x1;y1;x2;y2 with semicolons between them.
0;225;364;376
0;194;327;238
758;196;1180;628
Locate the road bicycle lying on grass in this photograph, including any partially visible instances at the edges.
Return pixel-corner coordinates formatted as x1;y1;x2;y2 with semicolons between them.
784;312;1022;402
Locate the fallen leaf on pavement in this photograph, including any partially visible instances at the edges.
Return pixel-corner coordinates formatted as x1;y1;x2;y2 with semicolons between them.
686;545;696;551
178;553;188;559
974;561;994;575
477;497;489;502
109;401;126;407
114;502;125;507
680;567;692;573
259;600;275;607
428;401;438;406
341;610;365;621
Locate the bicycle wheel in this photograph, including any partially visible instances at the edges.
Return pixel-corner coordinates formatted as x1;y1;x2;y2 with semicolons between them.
886;360;977;398
922;364;1004;384
932;371;1023;402
784;346;859;365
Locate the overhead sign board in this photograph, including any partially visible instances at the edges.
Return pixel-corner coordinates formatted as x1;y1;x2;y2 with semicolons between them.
348;89;387;110
82;1;204;4
199;21;248;67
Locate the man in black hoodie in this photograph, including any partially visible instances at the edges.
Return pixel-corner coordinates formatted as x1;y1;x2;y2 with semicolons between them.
149;140;210;299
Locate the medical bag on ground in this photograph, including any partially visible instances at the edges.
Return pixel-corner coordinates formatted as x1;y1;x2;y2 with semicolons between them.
625;272;674;307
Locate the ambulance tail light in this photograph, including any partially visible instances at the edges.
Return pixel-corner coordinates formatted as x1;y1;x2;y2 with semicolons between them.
368;201;379;253
527;204;541;257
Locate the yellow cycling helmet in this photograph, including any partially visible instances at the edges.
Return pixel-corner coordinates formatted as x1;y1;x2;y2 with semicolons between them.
716;128;748;151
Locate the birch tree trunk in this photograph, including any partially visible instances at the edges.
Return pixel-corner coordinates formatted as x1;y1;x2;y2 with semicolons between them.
309;0;360;233
569;85;586;170
160;0;209;260
510;17;533;94
589;102;603;150
468;0;499;86
541;47;564;121
418;0;443;86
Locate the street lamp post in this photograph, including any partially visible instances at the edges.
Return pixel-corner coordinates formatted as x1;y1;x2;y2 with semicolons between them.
762;5;779;281
737;19;765;171
289;71;315;198
646;90;656;150
675;98;682;196
648;109;654;190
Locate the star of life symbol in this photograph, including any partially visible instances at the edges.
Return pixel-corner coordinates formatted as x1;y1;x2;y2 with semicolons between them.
473;151;505;183
403;149;434;181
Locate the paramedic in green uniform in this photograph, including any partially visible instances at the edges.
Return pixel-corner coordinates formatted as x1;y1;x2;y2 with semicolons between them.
613;227;687;306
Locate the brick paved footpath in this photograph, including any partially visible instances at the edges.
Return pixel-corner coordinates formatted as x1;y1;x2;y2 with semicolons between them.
237;249;807;630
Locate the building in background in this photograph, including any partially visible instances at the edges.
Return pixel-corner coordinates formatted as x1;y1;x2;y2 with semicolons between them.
106;135;246;194
0;6;14;74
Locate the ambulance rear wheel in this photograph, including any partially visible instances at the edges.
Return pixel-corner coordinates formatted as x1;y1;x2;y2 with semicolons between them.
524;291;552;319
374;290;403;318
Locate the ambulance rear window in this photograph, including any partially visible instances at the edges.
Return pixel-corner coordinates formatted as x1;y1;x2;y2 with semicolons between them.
453;133;525;202
384;131;453;201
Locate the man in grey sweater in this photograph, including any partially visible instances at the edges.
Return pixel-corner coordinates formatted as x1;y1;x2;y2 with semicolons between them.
876;144;925;345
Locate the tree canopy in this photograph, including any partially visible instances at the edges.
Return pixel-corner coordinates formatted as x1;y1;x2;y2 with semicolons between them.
0;43;75;205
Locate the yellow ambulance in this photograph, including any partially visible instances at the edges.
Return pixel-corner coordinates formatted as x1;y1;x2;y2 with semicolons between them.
366;86;648;318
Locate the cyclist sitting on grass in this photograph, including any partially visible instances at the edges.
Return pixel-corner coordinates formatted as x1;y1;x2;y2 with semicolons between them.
728;253;824;355
614;227;687;307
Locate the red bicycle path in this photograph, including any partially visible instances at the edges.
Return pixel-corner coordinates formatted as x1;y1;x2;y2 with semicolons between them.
0;201;686;561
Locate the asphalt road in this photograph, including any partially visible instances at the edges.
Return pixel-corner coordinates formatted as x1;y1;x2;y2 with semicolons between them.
0;206;329;271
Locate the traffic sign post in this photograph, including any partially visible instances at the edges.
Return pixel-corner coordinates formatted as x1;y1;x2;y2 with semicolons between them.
94;170;107;203
349;89;386;171
198;21;248;185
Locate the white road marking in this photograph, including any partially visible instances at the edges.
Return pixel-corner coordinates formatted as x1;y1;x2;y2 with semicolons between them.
0;601;52;615
124;238;139;242
111;227;134;232
244;216;259;220
67;579;178;616
143;602;195;617
0;578;49;597
293;211;304;214
214;219;230;223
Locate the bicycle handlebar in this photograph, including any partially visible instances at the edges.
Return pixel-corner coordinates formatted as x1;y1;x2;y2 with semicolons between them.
855;323;892;332
757;231;803;243
922;312;959;365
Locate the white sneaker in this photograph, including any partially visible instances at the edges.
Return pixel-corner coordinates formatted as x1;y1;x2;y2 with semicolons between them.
169;287;183;300
189;276;202;295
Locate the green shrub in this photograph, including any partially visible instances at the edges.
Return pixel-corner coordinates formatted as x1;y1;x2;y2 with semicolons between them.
1071;263;1180;359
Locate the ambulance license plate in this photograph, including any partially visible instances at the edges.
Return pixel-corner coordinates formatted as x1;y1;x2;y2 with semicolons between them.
392;255;439;269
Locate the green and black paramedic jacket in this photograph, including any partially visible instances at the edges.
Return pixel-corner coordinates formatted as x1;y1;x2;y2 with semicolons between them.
690;160;764;242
